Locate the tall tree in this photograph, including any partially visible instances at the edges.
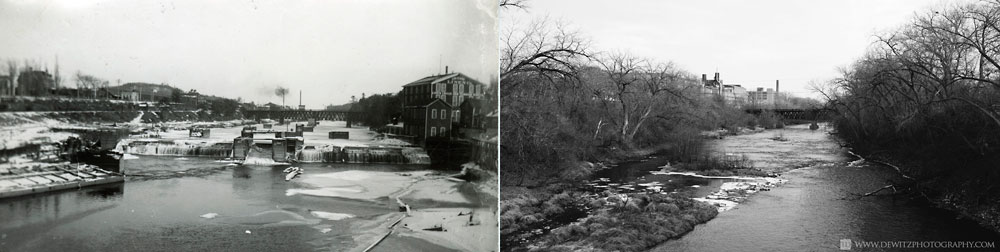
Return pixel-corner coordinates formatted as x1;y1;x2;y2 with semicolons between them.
274;86;289;109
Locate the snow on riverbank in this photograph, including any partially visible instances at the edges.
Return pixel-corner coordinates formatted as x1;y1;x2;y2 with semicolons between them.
655;170;787;212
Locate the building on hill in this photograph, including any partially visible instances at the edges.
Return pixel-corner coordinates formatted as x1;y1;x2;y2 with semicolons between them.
110;83;178;102
402;98;453;143
17;70;55;96
121;89;140;101
722;84;747;108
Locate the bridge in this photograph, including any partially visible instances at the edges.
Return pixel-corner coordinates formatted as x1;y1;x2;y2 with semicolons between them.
243;110;363;122
745;108;833;121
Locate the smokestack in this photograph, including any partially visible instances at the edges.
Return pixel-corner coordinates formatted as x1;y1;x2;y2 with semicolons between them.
702;74;707;83
445;66;449;74
299;90;302;106
714;72;720;81
775;80;780;103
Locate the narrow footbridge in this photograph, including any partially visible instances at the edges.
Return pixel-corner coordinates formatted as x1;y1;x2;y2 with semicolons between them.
244;110;362;122
745;108;833;121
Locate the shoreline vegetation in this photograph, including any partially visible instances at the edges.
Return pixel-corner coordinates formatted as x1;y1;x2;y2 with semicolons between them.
820;1;1000;235
500;126;789;251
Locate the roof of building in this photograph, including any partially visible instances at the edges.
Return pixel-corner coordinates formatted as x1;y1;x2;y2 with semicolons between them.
403;72;484;87
404;98;452;108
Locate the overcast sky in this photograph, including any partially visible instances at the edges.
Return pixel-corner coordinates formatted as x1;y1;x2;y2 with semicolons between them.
0;0;497;108
502;0;954;99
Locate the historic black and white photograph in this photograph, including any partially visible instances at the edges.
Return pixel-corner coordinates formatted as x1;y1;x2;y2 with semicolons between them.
0;0;498;251
500;0;1000;251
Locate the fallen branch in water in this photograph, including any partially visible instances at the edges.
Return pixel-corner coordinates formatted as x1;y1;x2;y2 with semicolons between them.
846;149;915;181
867;159;915;181
862;184;897;197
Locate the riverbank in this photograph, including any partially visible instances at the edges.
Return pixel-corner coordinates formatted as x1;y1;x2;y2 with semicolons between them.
846;151;1000;236
500;123;847;251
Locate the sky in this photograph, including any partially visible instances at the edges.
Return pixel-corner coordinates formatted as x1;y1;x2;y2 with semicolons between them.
0;0;498;108
502;0;955;99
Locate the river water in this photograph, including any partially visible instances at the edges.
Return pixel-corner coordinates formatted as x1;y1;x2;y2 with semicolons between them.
0;122;493;252
594;124;1000;251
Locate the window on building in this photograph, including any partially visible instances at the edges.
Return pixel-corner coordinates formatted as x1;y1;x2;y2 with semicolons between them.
454;111;460;122
442;109;448;119
431;109;436;119
430;127;436;137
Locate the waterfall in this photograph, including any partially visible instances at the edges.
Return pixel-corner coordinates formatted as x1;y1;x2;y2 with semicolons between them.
296;149;325;163
123;141;232;157
343;148;368;163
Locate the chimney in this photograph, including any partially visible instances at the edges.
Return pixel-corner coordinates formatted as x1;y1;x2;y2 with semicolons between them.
714;72;720;81
775;80;779;94
445;66;449;74
701;74;707;83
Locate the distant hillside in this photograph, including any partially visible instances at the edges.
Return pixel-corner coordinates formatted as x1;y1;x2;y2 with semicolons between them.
107;83;181;100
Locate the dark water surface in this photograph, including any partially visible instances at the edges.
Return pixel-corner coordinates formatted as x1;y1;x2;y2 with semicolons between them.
0;156;460;252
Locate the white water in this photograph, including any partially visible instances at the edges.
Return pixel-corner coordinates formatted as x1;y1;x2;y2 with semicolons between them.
129;111;144;124
124;142;232;157
297;149;324;162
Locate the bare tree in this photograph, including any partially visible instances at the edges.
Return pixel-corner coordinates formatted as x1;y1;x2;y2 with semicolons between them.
5;60;17;95
274;86;289;109
500;17;590;91
594;53;696;148
75;71;105;99
499;0;527;9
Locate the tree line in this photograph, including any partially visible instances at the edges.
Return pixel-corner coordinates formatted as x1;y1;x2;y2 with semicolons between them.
500;17;775;186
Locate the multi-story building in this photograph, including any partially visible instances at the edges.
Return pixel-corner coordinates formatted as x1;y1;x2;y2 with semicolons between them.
701;72;748;107
400;68;487;143
722;84;748;108
16;70;55;96
401;68;487;111
748;87;777;108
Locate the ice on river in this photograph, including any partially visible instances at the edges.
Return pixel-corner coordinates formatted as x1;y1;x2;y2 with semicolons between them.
285;170;430;201
309;210;355;221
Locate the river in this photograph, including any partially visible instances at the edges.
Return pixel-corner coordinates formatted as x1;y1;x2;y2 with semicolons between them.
0;121;496;252
594;124;1000;251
